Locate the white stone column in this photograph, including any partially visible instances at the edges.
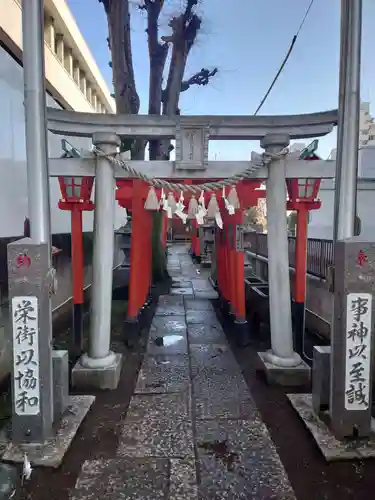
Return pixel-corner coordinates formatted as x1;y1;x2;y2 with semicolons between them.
73;133;122;390
55;34;64;63
73;62;80;85
44;16;55;51
262;134;301;367
80;73;87;97
64;49;73;76
86;86;92;104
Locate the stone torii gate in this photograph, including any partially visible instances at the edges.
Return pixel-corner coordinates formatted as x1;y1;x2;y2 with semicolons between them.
46;107;338;390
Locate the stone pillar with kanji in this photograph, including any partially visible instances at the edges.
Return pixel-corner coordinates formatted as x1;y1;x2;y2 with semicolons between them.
330;237;375;438
7;238;54;443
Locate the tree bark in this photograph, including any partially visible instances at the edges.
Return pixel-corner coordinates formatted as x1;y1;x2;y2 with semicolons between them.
101;0;218;281
101;0;139;114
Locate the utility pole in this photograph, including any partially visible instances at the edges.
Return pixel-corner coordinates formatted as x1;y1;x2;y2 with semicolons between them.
329;0;373;439
7;0;54;443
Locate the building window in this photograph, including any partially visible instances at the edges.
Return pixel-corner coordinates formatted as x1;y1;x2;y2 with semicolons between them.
369;135;375;141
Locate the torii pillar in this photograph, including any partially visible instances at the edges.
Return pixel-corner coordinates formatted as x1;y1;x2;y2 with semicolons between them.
257;134;310;386
72;133;123;390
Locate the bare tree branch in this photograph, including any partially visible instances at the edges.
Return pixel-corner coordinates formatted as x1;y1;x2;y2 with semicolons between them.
162;0;202;116
157;0;203;157
99;0;139;115
102;0;217;160
140;0;169;159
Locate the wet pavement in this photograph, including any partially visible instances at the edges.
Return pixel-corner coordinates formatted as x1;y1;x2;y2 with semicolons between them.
71;245;295;499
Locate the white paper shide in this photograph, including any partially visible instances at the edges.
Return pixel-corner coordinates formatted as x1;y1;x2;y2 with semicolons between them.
345;293;372;410
12;296;40;415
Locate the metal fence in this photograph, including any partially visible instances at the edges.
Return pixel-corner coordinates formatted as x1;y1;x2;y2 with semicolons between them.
247;232;333;280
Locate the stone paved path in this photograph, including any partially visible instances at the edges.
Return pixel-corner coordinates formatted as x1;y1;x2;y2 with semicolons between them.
71;245;296;499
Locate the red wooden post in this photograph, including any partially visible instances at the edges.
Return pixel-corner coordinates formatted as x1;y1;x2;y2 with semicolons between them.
225;212;235;307
192;220;200;258
222;213;230;302
215;227;223;295
293;204;309;356
233;208;246;321
219;213;226;300
71;206;85;354
58;175;94;357
144;208;153;302
162;212;168;249
286;174;321;358
127;180;144;320
227;218;237;315
227;201;249;346
71;206;84;305
191;220;197;257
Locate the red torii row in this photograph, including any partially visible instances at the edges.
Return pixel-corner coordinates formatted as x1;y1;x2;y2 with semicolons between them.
116;178;265;344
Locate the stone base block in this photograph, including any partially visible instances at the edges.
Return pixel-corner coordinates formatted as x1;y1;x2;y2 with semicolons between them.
71;353;123;390
52;350;69;423
218;295;230;317
0;395;95;468
256;351;310;386
234;320;251;349
123;317;140;348
287;393;375;461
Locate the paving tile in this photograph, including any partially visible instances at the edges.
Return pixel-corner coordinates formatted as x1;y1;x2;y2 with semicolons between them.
148;318;188;355
190;279;214;291
185;310;221;326
71;458;169;499
190;344;239;376
170;456;198;500
171;280;192;289
196;420;296;499
135;355;190;394
185;299;214;312
170;287;194;296
152;315;187;333
193;373;259;421
125;387;190;420
194;290;218;300
168;270;184;278
158;295;184;306
187;324;227;345
147;334;188;355
154;304;186;316
118;393;194;458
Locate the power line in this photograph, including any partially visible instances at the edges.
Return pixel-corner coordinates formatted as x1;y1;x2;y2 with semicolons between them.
254;0;315;116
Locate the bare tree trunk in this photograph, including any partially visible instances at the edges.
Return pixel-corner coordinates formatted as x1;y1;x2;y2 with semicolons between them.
145;0;168;161
101;0;218;279
143;0;169;280
101;0;139;114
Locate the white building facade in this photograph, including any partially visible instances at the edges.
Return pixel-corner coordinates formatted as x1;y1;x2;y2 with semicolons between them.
0;0;125;237
289;102;375;241
308;146;375;240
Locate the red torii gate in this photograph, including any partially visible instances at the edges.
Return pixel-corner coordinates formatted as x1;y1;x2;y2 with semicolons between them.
116;178;265;345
